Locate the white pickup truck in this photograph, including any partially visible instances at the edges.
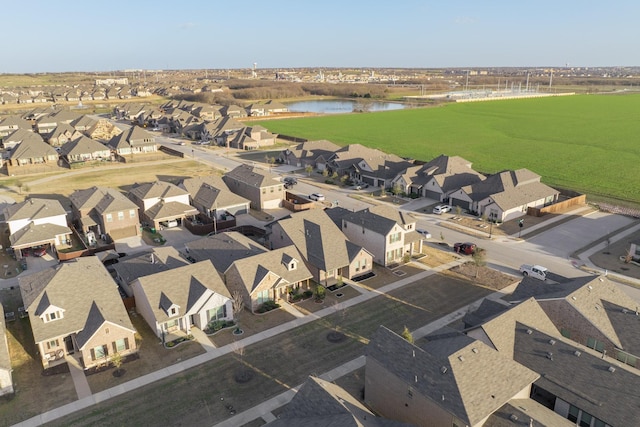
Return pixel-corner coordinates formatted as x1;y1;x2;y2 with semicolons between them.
519;264;548;281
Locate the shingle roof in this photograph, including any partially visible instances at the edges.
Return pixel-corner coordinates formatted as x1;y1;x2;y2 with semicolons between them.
144;200;198;221
4;198;67;222
18;257;135;345
269;376;413;427
180;175;250;210
185;231;268;273
8;135;57;160
513;322;640;427
128;181;189;201
0;114;32;130
9;222;72;247
367;326;539;427
223;164;280;188
69;186;138;215
272;209;352;272
133;260;230;323
108;126;156;149
225;246;313;293
112;246;190;285
59;135;110;156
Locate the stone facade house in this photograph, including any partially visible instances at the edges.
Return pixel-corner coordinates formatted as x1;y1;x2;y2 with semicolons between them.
60;135;112;163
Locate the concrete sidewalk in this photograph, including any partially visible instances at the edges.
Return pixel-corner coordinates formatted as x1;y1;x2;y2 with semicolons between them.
14;258;465;427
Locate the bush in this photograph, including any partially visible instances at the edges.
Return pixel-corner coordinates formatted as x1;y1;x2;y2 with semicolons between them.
257;300;280;313
302;290;313;298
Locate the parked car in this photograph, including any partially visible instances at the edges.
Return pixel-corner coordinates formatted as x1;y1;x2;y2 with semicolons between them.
32;246;47;257
309;193;325;201
433;205;452;214
519;264;548;280
283;177;298;186
161;220;178;228
453;242;476;255
417;229;432;239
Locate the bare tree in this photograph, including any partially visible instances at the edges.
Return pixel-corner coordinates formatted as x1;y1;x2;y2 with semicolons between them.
231;290;244;334
305;165;313;176
471;247;487;281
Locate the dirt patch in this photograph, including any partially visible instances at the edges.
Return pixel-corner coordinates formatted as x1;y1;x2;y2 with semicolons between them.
418;243;460;268
445;263;517;290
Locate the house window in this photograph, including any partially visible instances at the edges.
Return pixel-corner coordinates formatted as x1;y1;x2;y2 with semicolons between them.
262;189;266;194
256;290;270;304
567;405;579;423
389;232;401;244
114;338;129;352
586;337;605;353
270;187;274;193
92;344;107;360
47;339;59;349
355;260;360;272
48;312;57;321
106;213;113;223
130;209;136;218
208;305;227;321
616;350;637;367
170;307;177;316
579;412;593;427
118;211;124;220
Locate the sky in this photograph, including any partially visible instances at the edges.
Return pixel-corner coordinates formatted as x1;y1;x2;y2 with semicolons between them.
3;0;639;73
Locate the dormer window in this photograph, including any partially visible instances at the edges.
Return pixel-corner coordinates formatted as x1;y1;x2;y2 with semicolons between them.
289;262;296;271
170;307;177;316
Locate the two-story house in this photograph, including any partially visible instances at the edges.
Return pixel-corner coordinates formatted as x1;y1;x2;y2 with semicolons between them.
127;181;198;229
69;186;141;241
107;126;158;159
3;198;72;258
222;164;283;211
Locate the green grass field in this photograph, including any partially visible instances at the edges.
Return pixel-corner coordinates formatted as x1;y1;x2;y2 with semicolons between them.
255;94;640;205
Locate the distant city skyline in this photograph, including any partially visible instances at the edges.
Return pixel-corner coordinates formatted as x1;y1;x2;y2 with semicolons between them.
3;0;639;73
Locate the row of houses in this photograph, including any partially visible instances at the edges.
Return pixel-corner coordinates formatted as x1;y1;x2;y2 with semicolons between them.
276;274;640;427
280;140;561;222
0;84;147;105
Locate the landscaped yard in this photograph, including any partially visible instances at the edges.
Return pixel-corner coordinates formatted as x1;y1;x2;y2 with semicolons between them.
46;273;491;427
254;94;640;205
0;288;77;426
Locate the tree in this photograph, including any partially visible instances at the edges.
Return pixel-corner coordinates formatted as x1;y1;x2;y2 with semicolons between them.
331;171;338;180
110;352;124;377
305;165;313;176
455;205;462;217
340;174;348;185
401;326;414;343
322;168;329;178
471;247;487;280
315;284;326;302
15;180;23;194
392;181;403;196
265;155;276;170
231;290;244;334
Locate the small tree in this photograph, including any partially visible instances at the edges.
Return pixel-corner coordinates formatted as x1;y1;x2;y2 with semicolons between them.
455;205;462;217
315;284;326;301
471;247;487;280
15;180;23;194
231;290;244;334
265;155;276;170
340;174;348;185
322;168;329;178
305;165;313;176
392;181;403;196
401;326;414;343
111;352;124;376
331;171;338;180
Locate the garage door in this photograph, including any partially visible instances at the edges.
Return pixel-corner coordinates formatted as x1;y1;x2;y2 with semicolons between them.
262;199;282;210
424;190;441;201
450;198;470;210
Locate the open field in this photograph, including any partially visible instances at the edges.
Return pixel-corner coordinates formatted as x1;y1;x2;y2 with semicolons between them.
0;159;217;203
254;93;640;205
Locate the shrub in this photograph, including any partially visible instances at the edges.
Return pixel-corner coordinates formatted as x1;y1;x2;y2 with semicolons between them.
302;290;313;298
257;300;280;313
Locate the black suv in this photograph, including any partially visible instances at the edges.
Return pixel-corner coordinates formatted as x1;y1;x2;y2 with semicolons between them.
283;177;298;186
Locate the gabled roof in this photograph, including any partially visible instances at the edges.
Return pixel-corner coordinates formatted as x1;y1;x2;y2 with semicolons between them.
367;326;539;427
69;115;97;130
133;260;230;323
60;135;110;156
269;375;413;427
144;200;198;220
112;246;190;285
4;128;44;144
270;209;352;272
4;198;66;222
108;126;156;149
513;322;640;427
9;222;72;247
70;186;138;215
223;164;281;188
226;246;313;293
47;122;76;140
18;257;135;344
0;114;32;130
284;139;341;162
180;175;250;209
416;154;485;192
128;181;189;201
9;135;58;159
460;169;558;209
185;231;268;273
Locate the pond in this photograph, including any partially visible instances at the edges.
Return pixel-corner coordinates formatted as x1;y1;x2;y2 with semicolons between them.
285;99;407;114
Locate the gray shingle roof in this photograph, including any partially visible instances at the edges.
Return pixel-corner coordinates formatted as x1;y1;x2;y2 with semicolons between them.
112;247;190;285
9;222;72;247
133;260;230;323
9;135;58;160
272;209;352;272
185;231;268;273
18;257;135;345
4;198;66;222
367;326;539;427
225;246;312;293
128;181;189;200
223;164;281;188
69;186;138;215
144;200;198;221
59;135;110;156
180;175;249;210
269;375;413;427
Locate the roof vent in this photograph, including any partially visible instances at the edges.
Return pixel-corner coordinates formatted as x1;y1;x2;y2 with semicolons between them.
458;356;464;362
595;305;600;311
574;350;581;357
588;285;593;290
548;339;556;345
472;347;479;353
509;414;518;422
412;350;415;358
546;352;553;360
441;394;445;401
414;375;418;383
440;366;448;374
608;366;616;373
526;329;533;335
622;308;628;314
572;296;577;301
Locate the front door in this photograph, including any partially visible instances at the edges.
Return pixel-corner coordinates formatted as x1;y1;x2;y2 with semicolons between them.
64;335;74;354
